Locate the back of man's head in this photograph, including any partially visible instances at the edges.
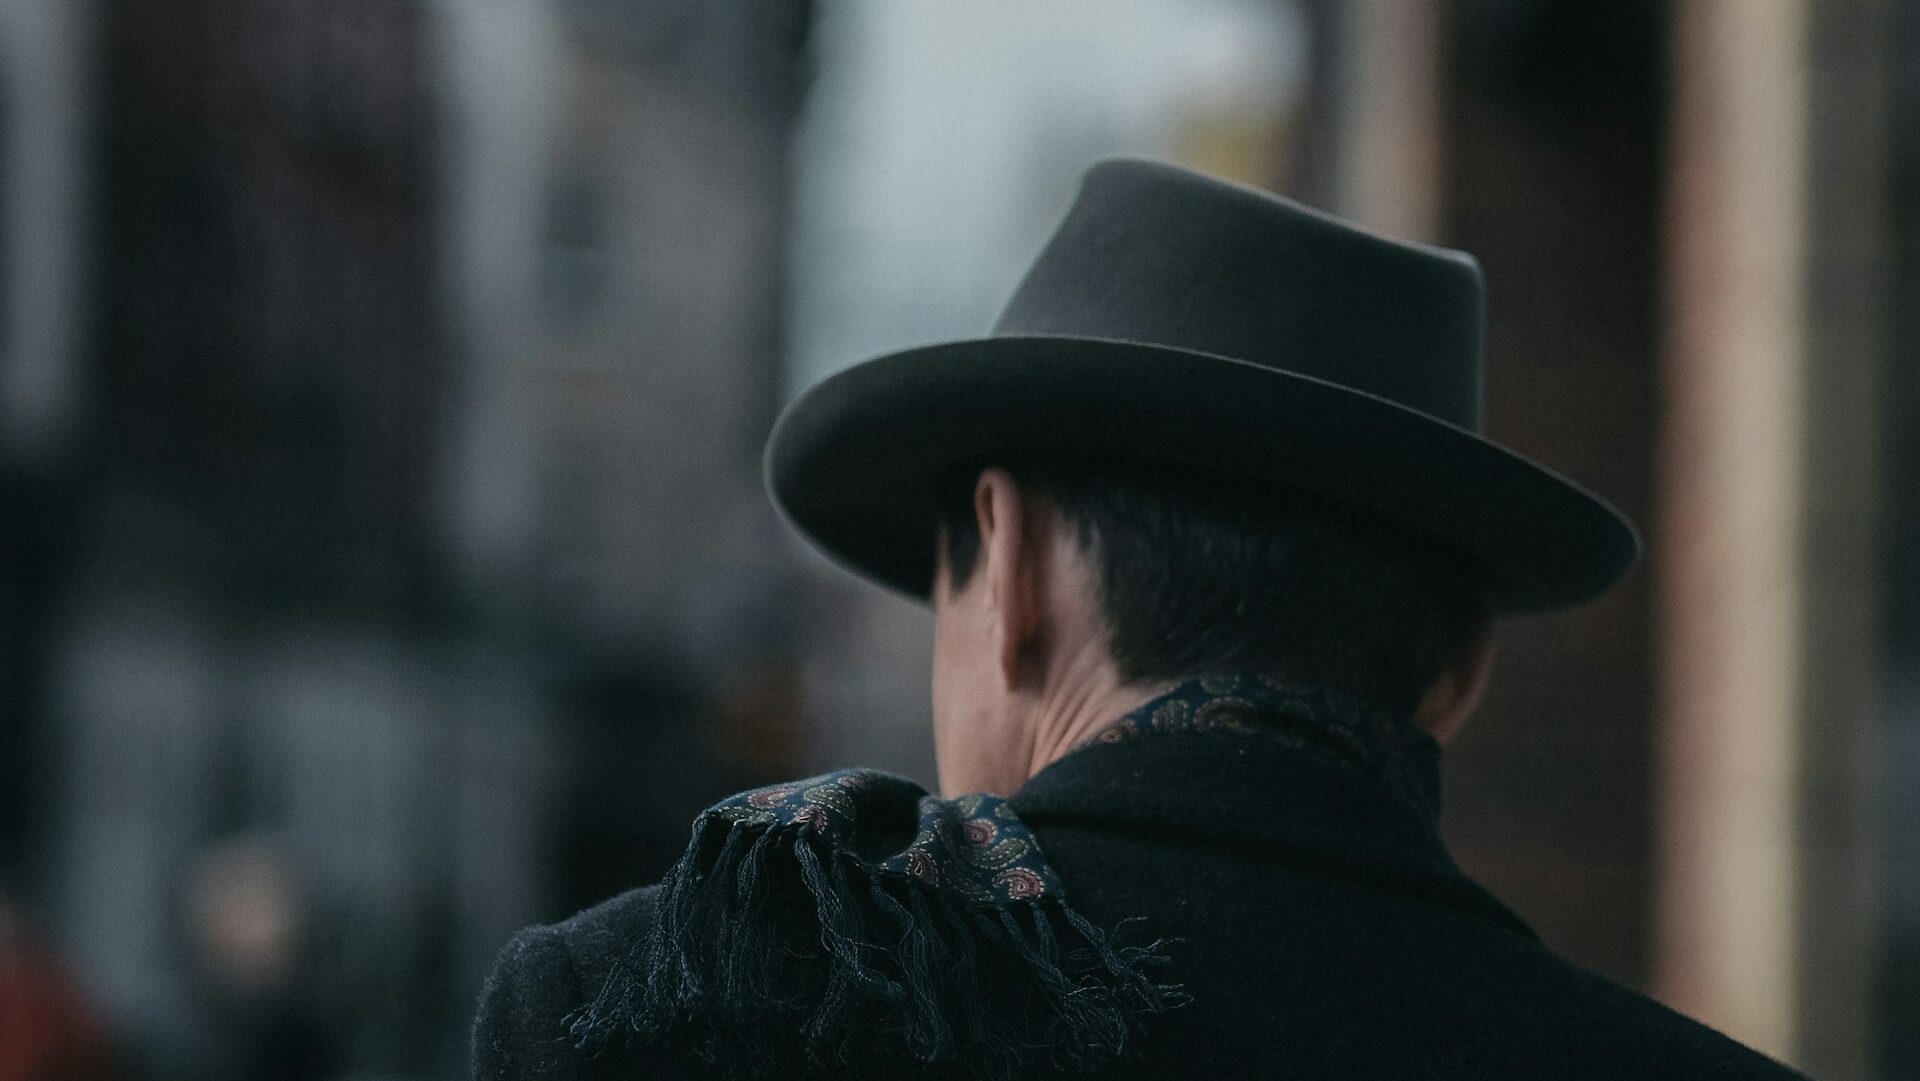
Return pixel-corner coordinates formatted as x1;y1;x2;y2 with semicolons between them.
937;457;1490;717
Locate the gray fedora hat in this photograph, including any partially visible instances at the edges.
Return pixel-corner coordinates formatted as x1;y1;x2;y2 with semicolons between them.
765;158;1639;614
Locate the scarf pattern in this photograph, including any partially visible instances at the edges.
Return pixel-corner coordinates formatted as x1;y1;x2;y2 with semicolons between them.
569;675;1434;1078
709;776;1058;906
1090;672;1441;821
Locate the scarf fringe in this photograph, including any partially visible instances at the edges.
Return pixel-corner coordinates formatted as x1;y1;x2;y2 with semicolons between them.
566;813;1186;1079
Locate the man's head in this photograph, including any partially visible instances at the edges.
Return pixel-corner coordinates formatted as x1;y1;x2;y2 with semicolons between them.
930;457;1498;795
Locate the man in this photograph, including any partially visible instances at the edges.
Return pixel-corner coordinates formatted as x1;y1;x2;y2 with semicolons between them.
473;160;1806;1079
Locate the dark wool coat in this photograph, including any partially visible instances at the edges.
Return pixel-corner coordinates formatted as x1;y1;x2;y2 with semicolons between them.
472;730;1808;1080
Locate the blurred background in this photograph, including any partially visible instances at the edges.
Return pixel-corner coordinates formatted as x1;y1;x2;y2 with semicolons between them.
0;0;1912;1077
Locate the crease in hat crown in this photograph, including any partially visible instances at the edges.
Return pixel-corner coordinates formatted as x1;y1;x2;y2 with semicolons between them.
992;158;1490;431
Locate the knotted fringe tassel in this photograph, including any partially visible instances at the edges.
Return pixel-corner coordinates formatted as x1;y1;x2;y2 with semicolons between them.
566;814;1187;1079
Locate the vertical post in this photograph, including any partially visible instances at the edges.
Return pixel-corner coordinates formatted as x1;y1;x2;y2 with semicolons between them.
0;0;91;463
1336;0;1443;240
428;0;561;616
1657;0;1809;1055
1329;0;1444;242
1656;1;1885;1075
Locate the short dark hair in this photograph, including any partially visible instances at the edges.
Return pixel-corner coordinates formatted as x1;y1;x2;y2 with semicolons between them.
937;457;1490;716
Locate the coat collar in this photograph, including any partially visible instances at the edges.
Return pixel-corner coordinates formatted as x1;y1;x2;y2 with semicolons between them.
1011;725;1537;940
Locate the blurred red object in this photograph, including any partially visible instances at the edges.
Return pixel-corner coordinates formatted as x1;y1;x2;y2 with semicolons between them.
0;907;113;1081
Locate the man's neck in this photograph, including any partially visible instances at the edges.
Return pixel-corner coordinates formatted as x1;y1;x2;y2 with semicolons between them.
1022;642;1171;783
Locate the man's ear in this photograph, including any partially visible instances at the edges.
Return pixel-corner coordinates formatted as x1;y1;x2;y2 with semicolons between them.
974;468;1045;688
1412;617;1497;745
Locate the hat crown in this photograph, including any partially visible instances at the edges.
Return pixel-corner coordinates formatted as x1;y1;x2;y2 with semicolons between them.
993;159;1487;431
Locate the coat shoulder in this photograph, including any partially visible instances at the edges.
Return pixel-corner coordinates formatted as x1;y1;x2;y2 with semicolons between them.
1500;945;1810;1080
470;886;662;1081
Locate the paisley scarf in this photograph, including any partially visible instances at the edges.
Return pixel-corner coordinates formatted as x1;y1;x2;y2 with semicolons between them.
569;674;1438;1078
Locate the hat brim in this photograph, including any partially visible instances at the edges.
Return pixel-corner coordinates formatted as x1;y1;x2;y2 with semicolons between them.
765;335;1639;615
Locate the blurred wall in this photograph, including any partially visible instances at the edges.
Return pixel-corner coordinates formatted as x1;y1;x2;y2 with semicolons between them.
2;1;814;1078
